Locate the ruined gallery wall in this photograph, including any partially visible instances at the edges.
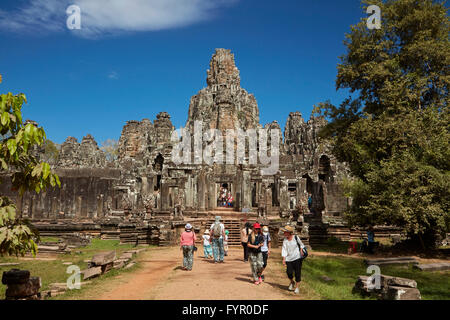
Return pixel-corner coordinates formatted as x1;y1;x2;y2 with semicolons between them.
0;168;120;219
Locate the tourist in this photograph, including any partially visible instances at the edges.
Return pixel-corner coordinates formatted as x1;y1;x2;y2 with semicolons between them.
247;223;264;285
308;193;313;214
202;230;213;259
180;223;197;271
227;192;233;207
260;225;271;281
224;230;229;256
281;225;305;294
210;216;225;263
222;187;228;207
241;222;252;262
366;225;378;254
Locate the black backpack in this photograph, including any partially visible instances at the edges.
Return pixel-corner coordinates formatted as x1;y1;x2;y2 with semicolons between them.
295;235;308;260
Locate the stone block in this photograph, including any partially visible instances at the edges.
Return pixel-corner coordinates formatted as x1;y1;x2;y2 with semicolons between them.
120;252;133;260
2;269;30;285
91;251;116;266
101;262;114;274
382;286;421;300
5;277;41;299
414;262;450;272
381;275;417;288
82;266;102;280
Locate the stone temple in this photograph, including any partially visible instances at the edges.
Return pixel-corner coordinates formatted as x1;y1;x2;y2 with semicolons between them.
2;49;386;248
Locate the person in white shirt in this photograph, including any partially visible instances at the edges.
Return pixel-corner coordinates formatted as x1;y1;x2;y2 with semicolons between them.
202;230;213;259
209;216;225;263
281;225;305;294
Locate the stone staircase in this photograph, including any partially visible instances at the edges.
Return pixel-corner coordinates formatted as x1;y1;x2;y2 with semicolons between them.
206;208;257;246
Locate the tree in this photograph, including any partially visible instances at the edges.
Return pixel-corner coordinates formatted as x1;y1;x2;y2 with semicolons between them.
0;74;60;256
315;0;449;247
39;139;60;165
100;139;119;162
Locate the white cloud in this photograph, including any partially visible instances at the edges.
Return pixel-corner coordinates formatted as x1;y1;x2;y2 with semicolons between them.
0;0;237;38
108;71;119;80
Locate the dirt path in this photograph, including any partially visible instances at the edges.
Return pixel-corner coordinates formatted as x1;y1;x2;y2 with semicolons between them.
94;247;306;300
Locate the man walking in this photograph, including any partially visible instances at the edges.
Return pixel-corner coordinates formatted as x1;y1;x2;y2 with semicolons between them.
210;216;225;263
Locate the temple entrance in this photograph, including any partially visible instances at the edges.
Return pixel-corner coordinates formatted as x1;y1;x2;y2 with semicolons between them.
319;155;332;183
216;182;233;208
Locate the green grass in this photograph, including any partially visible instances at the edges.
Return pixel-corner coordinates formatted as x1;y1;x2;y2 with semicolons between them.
40;237;61;243
301;255;450;300
0;239;150;299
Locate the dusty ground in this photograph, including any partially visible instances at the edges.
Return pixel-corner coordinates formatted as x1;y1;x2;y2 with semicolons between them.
82;247;308;300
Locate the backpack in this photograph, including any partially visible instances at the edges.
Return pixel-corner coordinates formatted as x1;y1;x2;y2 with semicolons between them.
212;223;222;238
295;235;308;260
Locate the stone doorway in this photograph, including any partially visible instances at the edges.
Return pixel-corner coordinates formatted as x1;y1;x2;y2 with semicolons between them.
216;182;233;208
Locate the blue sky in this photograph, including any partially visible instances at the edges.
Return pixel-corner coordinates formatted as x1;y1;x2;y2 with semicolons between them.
0;0;366;145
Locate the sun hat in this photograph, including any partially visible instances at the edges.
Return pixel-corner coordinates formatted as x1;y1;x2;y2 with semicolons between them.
204;230;209;234
282;225;294;233
225;230;229;235
215;216;221;223
262;226;269;233
185;223;193;230
253;223;261;229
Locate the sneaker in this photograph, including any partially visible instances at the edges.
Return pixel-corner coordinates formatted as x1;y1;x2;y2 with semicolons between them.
254;281;260;285
294;287;299;294
288;283;294;291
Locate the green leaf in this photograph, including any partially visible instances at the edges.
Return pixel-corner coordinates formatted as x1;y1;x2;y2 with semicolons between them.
6;206;15;220
42;162;51;179
0;158;7;170
7;139;17;156
1;112;9;126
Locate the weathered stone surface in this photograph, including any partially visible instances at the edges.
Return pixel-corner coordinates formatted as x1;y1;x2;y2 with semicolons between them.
91;251;116;266
0;263;20;267
2;269;30;285
352;276;378;295
82;267;102;280
57;135;106;168
414;262;450;272
5;277;41;298
113;260;125;269
120;252;133;260
381;275;417;288
382;286;421;300
364;257;419;266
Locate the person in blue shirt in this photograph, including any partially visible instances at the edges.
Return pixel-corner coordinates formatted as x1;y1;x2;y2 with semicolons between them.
307;193;313;214
367;226;376;254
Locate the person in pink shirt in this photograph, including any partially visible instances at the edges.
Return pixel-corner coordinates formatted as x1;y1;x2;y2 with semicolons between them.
180;223;197;271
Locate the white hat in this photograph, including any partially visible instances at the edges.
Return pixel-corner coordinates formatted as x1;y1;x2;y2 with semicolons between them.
185;223;193;230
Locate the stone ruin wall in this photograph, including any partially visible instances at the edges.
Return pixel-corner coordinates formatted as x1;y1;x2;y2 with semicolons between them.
0;48;373;247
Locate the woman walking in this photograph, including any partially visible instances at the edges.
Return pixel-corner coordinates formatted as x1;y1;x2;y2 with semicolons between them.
180;223;197;271
241;222;252;262
281;225;305;294
247;223;264;285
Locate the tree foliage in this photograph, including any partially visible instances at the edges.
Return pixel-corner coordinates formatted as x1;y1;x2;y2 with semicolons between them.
315;0;449;247
0;74;60;256
101;139;119;162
